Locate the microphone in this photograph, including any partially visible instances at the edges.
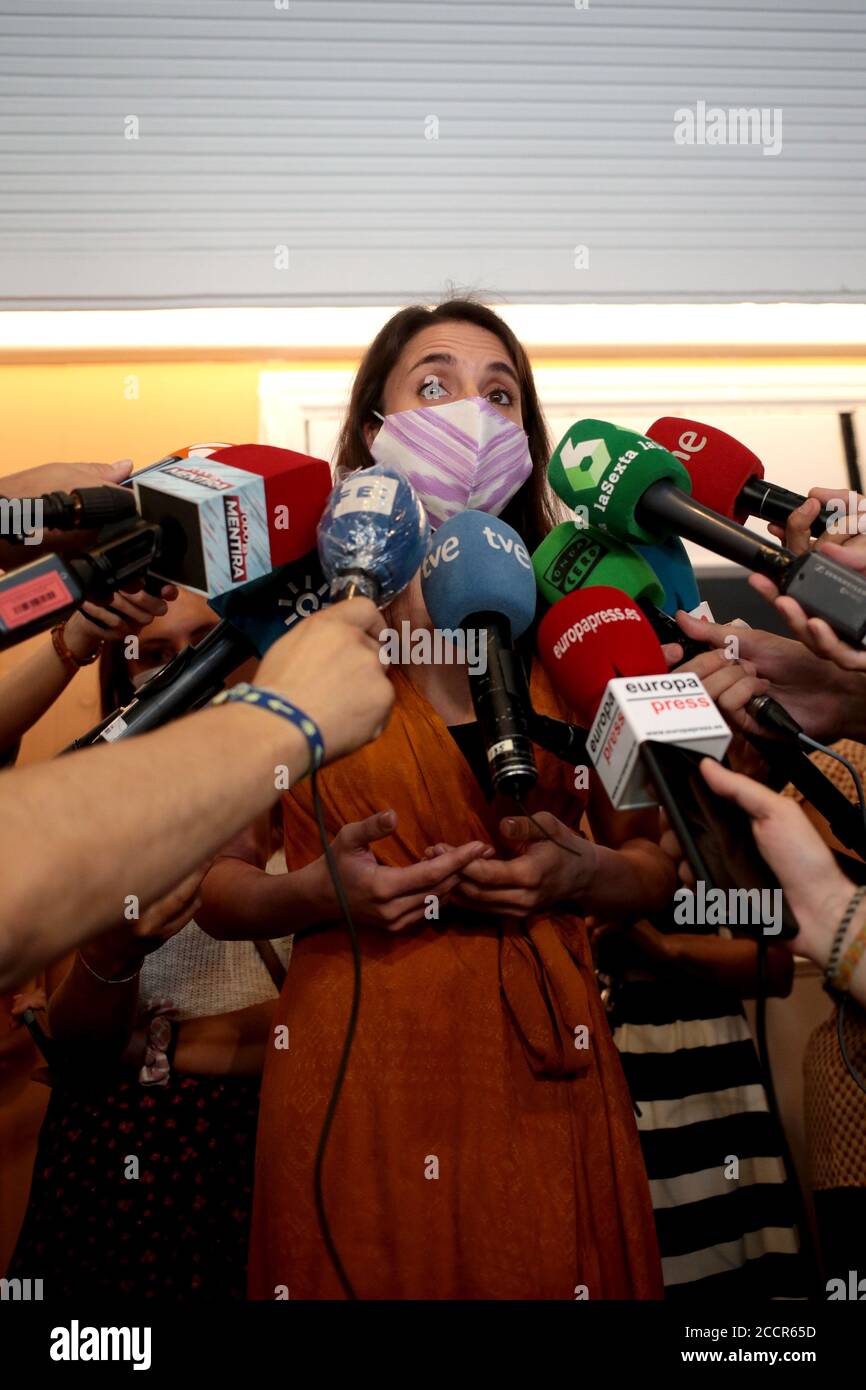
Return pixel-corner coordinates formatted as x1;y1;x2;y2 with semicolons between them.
66;460;335;747
547;418;866;650
532;520;664;610
633;536;701;616
420;509;538;800
591;532;866;858
317;465;430;604
0;519;165;651
647;416;834;538
532;520;710;663
0;443;335;651
0;486;138;547
537;586;797;938
132;442;333;595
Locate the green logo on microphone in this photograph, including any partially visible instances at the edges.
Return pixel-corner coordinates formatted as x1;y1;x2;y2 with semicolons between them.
558;436;612;492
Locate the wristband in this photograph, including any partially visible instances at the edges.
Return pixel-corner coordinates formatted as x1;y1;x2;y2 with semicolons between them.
835;917;866;996
212;681;324;774
51;622;102;671
825;884;866;996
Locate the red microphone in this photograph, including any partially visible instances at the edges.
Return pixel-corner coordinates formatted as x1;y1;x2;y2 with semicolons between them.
537;585;730;806
537;585;666;731
133;442;333;596
537;585;797;937
647;417;833;537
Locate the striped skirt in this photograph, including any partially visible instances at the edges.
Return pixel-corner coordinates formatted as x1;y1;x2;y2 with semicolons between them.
610;979;809;1299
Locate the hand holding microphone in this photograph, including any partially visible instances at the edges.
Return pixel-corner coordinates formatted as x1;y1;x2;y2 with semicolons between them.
671;608;866;745
255;598;395;765
659;758;866;1009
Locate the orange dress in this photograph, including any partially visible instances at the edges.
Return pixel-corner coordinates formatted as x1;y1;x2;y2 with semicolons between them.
248;666;663;1300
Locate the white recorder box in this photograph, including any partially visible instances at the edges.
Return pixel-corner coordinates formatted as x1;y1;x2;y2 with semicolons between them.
586;673;732;810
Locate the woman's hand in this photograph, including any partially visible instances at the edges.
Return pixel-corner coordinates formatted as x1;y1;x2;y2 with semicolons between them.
425;812;597;918
669;608;866;740
659;757;851;956
749;489;866;672
309;809;489;933
661;641;770;739
9;986;49;1030
63;582;179;664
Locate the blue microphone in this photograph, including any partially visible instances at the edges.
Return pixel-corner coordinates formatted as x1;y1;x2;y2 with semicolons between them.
209;547;330;654
634;536;700;615
421;510;537;799
318;464;430;604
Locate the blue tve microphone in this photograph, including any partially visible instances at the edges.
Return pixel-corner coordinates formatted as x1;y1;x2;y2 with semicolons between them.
421;510;537;799
634;535;700;616
318;465;430;604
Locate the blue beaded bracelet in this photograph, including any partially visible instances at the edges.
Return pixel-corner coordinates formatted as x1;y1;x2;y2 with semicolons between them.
212;681;325;774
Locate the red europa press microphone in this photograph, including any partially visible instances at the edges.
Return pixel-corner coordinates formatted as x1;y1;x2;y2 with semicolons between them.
646;416;833;538
536;585;797;938
536;585;730;812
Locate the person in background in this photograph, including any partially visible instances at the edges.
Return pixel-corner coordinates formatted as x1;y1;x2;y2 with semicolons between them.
0;583;177;762
7;587;294;1299
663;755;866;1290
591;645;809;1299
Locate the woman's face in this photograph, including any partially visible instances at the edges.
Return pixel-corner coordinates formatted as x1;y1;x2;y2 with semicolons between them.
127;586;219;689
370;320;524;638
364;319;523;449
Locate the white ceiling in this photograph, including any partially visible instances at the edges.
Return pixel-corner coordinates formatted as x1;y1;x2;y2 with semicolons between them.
1;0;865;307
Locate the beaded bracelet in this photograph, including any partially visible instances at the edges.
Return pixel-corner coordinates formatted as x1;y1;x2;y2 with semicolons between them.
835;918;866;996
212;681;324;775
825;884;866;996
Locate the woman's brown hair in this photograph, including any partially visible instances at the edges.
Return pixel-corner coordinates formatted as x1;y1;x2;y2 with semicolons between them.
333;298;558;554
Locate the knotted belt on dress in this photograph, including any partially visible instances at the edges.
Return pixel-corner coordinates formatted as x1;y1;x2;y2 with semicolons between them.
498;916;594;1078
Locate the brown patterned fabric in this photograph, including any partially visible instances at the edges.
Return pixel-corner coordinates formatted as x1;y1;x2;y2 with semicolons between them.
783;739;866;804
804;1002;866;1191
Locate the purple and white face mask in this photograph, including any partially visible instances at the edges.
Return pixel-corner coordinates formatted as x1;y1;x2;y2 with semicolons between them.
369;396;533;530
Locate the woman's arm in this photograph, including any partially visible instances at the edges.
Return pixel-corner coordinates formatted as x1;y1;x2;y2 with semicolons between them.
197;817;333;940
581;777;676;920
47;946;141;1060
603;919;794;998
0;592;175;757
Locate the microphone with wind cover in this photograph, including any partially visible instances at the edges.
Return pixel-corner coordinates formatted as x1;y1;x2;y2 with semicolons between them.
647;416;834;538
420;509;538;800
547;418;866;650
318;465;429;604
536;585;797;938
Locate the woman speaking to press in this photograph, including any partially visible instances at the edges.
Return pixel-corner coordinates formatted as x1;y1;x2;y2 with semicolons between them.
200;299;676;1300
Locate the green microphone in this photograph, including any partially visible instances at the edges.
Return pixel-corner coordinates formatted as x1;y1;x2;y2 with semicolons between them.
532;521;664;610
547;419;693;545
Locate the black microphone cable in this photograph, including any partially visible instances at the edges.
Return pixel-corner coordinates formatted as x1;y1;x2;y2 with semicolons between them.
309;764;361;1301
